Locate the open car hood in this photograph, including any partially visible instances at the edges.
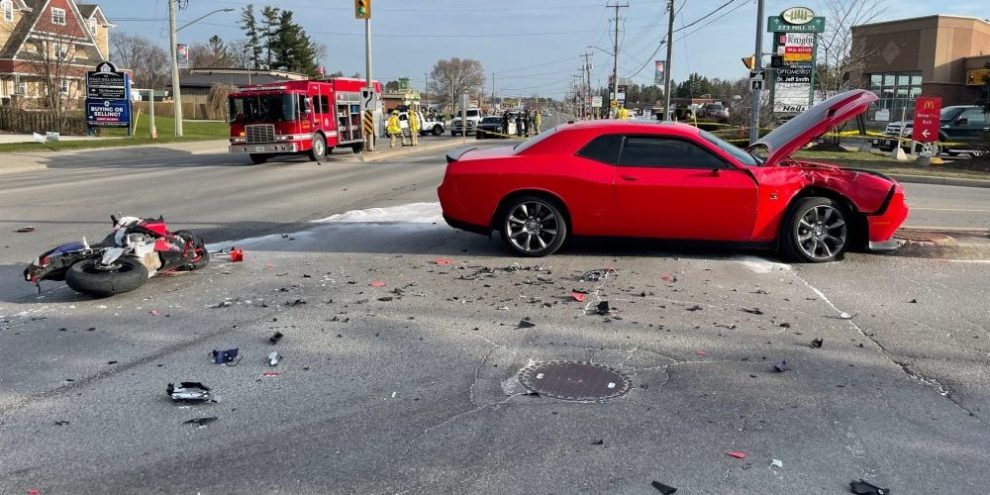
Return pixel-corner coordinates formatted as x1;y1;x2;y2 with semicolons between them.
749;89;878;166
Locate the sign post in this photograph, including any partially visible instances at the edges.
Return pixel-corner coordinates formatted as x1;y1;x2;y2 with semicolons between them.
85;61;131;136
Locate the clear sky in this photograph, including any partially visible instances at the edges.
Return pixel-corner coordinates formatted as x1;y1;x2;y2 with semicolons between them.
99;0;988;99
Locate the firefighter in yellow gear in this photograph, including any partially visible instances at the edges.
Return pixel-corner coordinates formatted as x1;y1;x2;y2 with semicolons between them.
386;110;401;148
408;108;421;146
533;110;542;135
617;105;630;120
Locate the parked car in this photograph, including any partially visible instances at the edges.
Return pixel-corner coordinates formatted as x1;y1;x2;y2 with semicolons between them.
439;89;908;262
420;114;445;136
476;116;507;139
877;105;989;155
702;102;730;121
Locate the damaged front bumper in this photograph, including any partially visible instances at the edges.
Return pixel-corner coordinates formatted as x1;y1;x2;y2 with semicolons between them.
866;186;910;251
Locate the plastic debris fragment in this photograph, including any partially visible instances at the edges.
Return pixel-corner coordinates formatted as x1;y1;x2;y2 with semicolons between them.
167;382;214;403
651;481;677;494
770;459;783;468
435;258;453;266
211;348;239;365
811;338;823;348
726;451;747;459
518;319;536;329
269;332;283;344
370;281;386;288
849;479;890;495
16;226;36;233
571;291;586;302
773;360;791;372
595;301;610;315
229;247;244;262
741;307;764;315
267;352;281;367
184;416;218;427
839;312;853;319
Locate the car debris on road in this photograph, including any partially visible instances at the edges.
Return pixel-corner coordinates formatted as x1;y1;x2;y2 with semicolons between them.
167;382;215;403
849;479;890;495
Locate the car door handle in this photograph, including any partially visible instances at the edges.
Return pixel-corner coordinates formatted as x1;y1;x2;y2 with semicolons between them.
620;175;638;182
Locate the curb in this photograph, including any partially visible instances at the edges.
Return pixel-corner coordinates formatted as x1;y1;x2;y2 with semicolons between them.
889;173;990;189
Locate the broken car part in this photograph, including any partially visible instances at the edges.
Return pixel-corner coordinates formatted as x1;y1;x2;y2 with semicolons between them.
184;416;219;427
267;352;281;367
167;382;214;403
651;481;677;494
211;348;240;365
849;479;890;495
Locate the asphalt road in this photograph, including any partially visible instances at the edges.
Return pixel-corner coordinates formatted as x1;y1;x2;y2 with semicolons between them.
1;135;989;493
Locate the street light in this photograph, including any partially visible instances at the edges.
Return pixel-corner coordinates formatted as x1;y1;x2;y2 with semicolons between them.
178;8;234;32
169;5;234;137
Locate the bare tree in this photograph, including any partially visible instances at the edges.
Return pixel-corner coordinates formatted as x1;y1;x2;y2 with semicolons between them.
227;39;253;69
112;33;169;89
189;36;236;68
816;0;884;92
428;58;485;112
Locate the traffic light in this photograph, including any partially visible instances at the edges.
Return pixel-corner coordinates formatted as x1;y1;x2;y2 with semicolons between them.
355;0;370;19
741;55;755;70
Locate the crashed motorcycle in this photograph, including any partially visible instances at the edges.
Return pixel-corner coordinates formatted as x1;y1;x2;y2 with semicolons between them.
24;215;210;297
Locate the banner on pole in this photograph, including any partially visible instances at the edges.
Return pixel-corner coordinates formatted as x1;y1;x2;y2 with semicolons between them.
654;61;665;86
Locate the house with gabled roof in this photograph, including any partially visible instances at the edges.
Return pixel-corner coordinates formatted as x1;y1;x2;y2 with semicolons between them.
0;0;113;107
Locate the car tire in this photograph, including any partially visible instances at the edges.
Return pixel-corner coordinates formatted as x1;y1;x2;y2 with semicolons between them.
781;197;849;263
308;133;326;161
65;257;149;297
433;125;443;136
249;154;268;164
173;230;210;271
499;195;568;257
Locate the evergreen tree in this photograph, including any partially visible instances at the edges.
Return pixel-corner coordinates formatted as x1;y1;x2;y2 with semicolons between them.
207;35;228;62
271;10;317;75
239;5;262;69
261;6;281;68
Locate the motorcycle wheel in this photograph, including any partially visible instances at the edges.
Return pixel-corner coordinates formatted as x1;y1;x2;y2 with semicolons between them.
65;258;149;297
174;230;211;271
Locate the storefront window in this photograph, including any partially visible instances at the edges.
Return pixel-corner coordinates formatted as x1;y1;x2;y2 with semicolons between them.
866;71;923;122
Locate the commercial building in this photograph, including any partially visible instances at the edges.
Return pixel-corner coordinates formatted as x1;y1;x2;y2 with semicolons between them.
850;15;990;121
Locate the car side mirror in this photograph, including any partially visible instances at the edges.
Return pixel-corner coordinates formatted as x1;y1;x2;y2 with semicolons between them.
956;118;968;125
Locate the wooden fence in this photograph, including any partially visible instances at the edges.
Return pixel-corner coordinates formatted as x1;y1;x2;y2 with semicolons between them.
0;108;87;135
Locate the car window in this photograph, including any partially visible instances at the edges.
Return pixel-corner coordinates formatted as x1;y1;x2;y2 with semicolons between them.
577;134;623;164
959;109;986;124
619;135;727;169
513;125;559;153
699;130;758;166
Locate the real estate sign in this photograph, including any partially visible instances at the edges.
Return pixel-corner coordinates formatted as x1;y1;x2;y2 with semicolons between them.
85;61;132;131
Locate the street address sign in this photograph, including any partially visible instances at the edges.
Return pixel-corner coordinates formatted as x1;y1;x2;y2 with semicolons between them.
767;15;825;33
912;96;942;143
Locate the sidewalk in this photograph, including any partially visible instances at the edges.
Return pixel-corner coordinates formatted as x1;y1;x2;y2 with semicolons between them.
0;139;230;175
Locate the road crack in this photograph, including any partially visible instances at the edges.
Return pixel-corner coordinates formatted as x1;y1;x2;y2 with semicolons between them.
790;269;986;425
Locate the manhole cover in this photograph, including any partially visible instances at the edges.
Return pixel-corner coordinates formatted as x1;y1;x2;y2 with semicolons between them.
519;361;631;401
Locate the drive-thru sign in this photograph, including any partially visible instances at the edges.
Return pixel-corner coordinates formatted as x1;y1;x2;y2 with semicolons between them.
912;96;941;143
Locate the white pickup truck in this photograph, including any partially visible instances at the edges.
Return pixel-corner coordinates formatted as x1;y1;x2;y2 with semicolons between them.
450;107;482;136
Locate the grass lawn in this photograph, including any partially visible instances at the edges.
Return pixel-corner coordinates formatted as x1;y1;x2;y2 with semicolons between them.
794;149;990;181
0;115;228;153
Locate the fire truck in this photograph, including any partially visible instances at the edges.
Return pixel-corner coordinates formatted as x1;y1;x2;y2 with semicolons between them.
228;78;382;164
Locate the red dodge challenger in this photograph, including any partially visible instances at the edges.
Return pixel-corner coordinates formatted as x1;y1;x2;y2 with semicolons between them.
438;90;908;262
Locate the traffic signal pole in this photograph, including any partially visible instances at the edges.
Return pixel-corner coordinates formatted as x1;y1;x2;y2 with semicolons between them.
364;17;374;151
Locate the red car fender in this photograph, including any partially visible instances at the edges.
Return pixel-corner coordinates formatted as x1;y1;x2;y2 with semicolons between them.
749;164;896;243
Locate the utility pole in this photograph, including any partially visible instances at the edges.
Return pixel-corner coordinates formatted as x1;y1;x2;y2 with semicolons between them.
581;52;593;119
663;0;674;121
492;72;496;113
749;0;765;144
167;0;183;137
607;2;628;119
424;72;429;109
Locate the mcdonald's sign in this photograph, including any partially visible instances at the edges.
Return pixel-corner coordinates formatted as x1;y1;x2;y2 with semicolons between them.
912;96;941;143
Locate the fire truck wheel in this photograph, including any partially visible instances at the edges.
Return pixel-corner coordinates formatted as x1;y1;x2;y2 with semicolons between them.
249;154;268;164
308;133;327;161
350;142;364;153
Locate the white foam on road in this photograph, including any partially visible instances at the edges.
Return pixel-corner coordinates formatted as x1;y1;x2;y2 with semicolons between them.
206;202;448;253
313;202;443;224
733;256;791;273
